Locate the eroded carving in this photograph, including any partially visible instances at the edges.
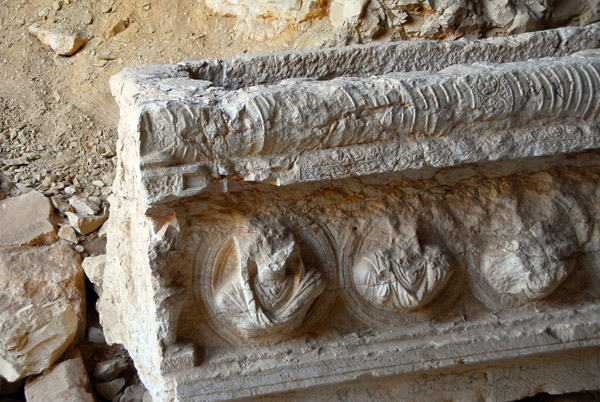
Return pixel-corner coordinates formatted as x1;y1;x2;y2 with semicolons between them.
353;244;451;311
212;232;326;339
480;222;578;300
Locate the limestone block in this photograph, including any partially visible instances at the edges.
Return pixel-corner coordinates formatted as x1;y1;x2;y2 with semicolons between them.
105;24;600;401
0;191;57;248
0;242;85;381
24;352;94;402
0;301;77;383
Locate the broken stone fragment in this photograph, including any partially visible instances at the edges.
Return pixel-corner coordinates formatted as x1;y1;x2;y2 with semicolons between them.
119;384;147;402
0;191;57;248
0;242;85;381
93;358;128;381
28;25;88;56
88;326;106;344
82;254;106;291
343;0;368;22
2;156;30;166
69;195;101;216
66;208;109;235
51;195;73;214
24;351;94;402
95;378;125;400
0;300;78;382
58;224;78;243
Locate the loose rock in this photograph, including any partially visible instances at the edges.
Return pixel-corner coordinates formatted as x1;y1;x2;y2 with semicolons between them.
93;358;128;381
24;351;94;402
95;378;125;400
0;191;57;248
66;208;109;235
0;242;85;381
88;326;106;344
82;254;106;291
69;195;100;215
0;300;78;382
28;25;88;56
119;384;147;402
58;225;78;243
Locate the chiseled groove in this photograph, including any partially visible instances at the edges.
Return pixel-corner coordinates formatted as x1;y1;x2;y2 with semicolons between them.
570;63;585;117
585;62;600;120
538;67;557;113
251;94;269;154
504;71;525;116
461;78;476;110
547;65;566;117
580;62;599;120
400;81;418;134
415;86;431;134
560;64;576;114
428;83;450;136
507;70;526;99
338;85;357;110
528;68;546;114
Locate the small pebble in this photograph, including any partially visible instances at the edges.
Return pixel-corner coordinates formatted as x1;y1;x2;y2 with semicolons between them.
64;186;77;195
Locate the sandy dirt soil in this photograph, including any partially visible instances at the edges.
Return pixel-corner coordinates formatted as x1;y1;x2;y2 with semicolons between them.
0;0;331;200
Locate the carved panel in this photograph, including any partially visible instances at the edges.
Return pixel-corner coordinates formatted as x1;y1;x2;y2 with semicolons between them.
470;194;590;308
194;223;337;343
341;221;460;326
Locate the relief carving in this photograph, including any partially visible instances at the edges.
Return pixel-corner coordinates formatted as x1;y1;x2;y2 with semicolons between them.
352;244;452;311
212;232;326;339
480;222;577;300
473;191;591;305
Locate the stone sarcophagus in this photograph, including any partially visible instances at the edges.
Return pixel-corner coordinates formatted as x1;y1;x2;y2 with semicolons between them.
104;24;600;401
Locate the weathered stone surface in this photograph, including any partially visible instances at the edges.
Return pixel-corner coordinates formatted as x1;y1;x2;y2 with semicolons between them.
24;352;94;402
0;191;57;248
0;242;85;381
204;0;600;42
105;24;600;401
28;26;87;56
0;301;77;383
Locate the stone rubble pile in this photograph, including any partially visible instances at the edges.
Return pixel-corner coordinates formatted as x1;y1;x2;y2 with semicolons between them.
0;189;148;401
204;0;600;43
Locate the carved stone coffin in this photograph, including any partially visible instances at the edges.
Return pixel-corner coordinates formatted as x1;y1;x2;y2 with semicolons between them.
105;24;600;401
